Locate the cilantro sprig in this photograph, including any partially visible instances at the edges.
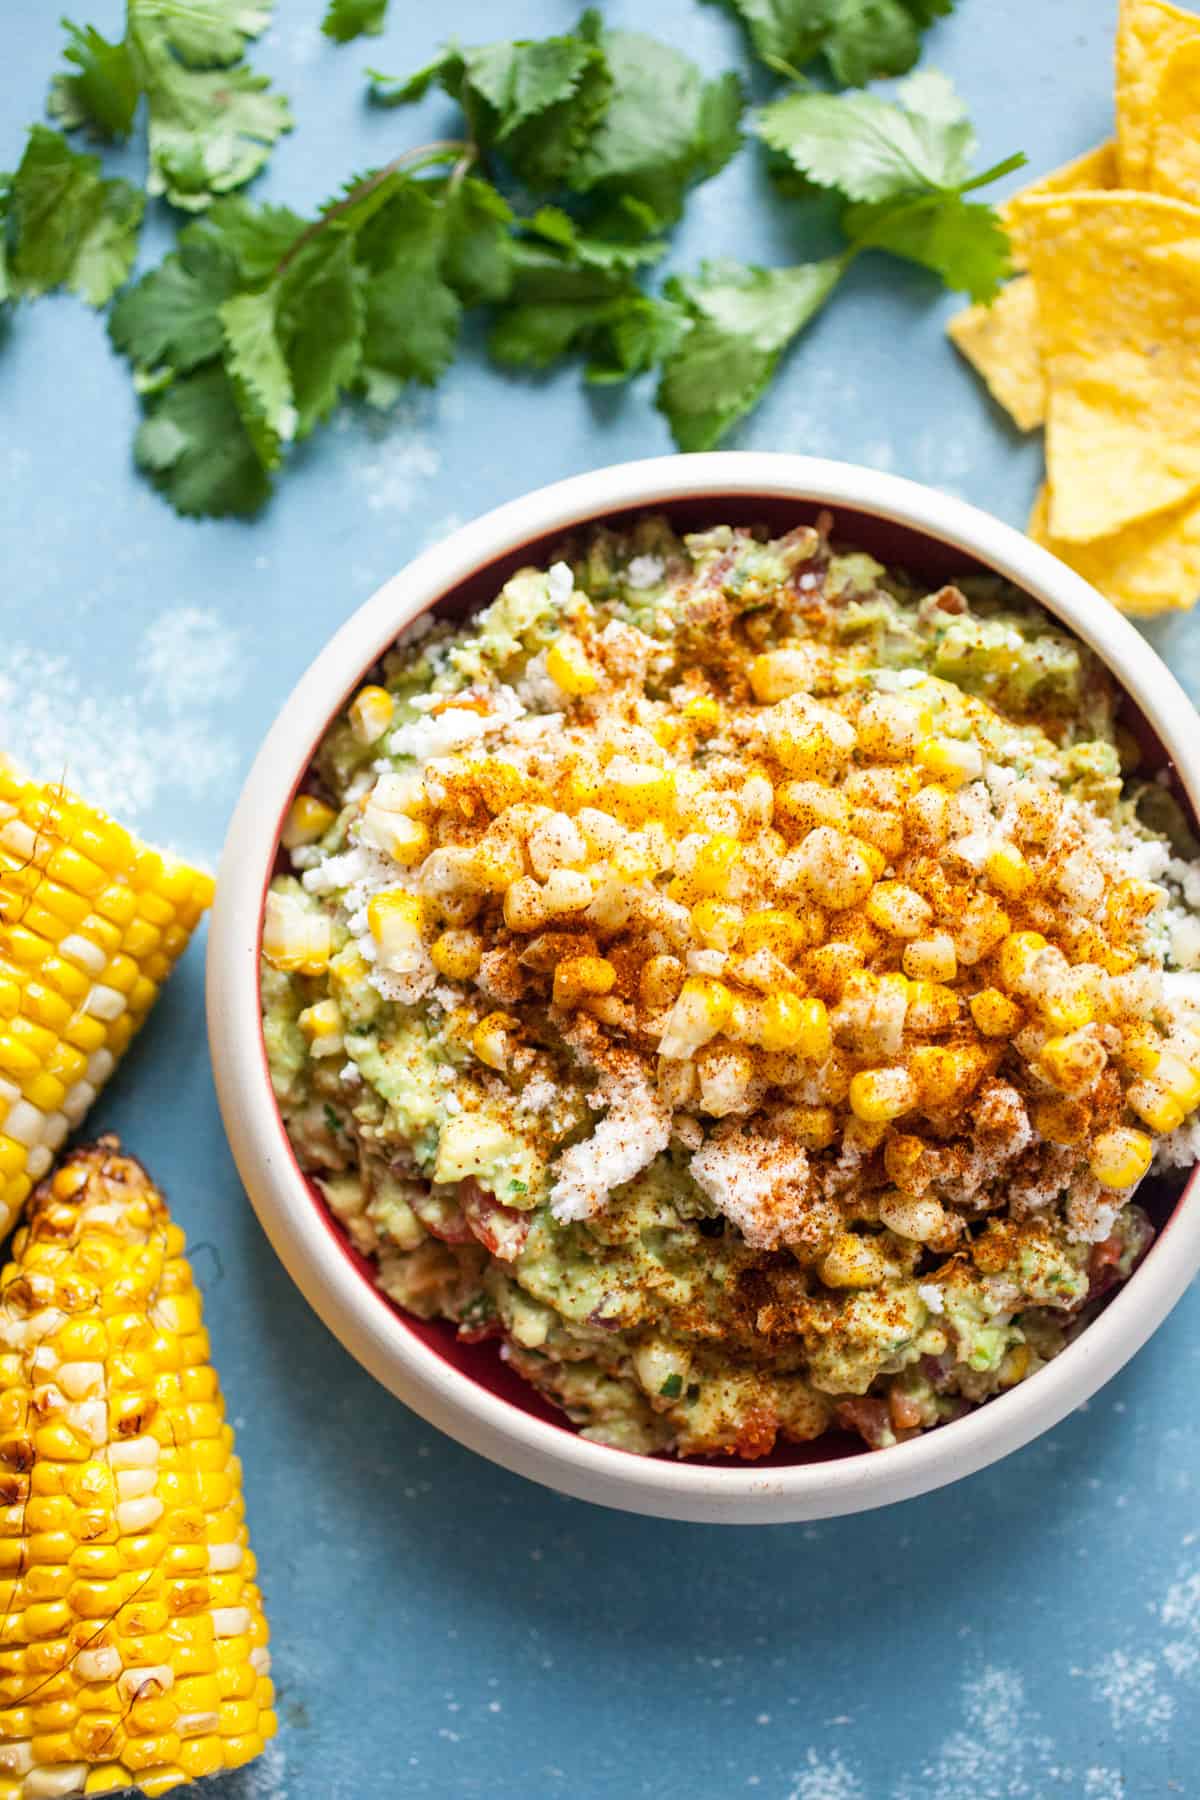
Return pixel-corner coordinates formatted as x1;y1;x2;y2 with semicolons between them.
49;0;291;211
0;4;1020;516
651;70;1022;449
102;11;747;516
706;0;956;87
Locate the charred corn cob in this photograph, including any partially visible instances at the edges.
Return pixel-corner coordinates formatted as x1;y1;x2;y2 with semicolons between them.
0;1138;274;1798
0;762;213;1232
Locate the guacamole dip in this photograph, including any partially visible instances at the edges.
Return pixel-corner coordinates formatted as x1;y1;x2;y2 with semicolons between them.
261;518;1200;1456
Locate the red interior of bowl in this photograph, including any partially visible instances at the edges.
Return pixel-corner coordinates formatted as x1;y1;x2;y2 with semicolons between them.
266;493;1198;1466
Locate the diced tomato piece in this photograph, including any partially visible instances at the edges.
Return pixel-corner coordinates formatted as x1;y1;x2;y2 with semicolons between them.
835;1396;893;1450
409;1187;474;1245
460;1179;531;1262
733;1406;778;1460
889;1389;924;1432
1087;1232;1127;1302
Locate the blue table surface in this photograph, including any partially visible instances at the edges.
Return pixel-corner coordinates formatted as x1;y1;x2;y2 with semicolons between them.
4;1;1200;1794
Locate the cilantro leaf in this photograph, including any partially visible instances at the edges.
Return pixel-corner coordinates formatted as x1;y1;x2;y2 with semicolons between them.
47;3;291;208
706;0;956;86
567;20;742;228
277;234;364;432
219;287;295;469
367;53;458;108
439;177;515;305
755;72;974;202
108;236;239;372
456;34;613;192
322;0;388;43
843;189;1011;300
136;0;273;68
142;59;293;211
656;256;844;450
49;20;140;139
7;125;143;305
356;180;462;397
488;242;646;370
185;195;307;280
135;365;270;515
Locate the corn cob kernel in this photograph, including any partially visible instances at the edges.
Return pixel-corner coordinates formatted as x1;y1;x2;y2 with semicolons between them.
0;770;212;1232
0;1139;274;1798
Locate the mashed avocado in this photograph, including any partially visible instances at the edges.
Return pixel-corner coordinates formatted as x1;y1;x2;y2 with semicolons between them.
261;516;1197;1458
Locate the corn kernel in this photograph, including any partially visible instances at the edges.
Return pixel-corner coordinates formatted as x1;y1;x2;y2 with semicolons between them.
680;694;722;733
1039;980;1094;1034
905;783;950;843
553;956;616;1009
280;795;336;851
902;934;956;983
788;826;874;912
639;955;685;1012
758;994;831;1059
910;1043;990;1108
996;930;1048;993
780;1104;837;1149
1090;1127;1154;1190
819;1232;887;1290
1106;878;1161;943
471;1012;518;1071
600;759;674;825
546;636;600;699
968;988;1021;1038
741;909;805;960
348;685;394;745
854;694;921;760
985;843;1034;901
429;930;482;983
905;980;959;1034
1119;1022;1162;1077
865;881;932;940
1038;1031;1107;1097
260;891;330;976
747;649;812;704
297;1000;341;1044
658;978;732;1059
689;835;741;900
849;1067;914;1123
363;810;429;869
691;900;743;951
1033;1096;1090;1145
916;736;983;788
878;1190;946;1242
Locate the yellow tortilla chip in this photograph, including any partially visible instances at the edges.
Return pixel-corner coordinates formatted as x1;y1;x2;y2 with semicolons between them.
945;142;1118;432
1149;38;1200;202
1015;191;1200;541
1001;141;1120;255
947;278;1045;431
1029;482;1200;615
1116;0;1200;188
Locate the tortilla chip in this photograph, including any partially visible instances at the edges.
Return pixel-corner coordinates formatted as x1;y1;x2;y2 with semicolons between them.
947;278;1045;431
1029;482;1200;615
1149;38;1200;203
1001;141;1120;253
945;142;1118;432
1116;0;1200;187
1015;191;1200;541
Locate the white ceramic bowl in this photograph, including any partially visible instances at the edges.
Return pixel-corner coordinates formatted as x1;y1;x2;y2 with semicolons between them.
207;453;1200;1524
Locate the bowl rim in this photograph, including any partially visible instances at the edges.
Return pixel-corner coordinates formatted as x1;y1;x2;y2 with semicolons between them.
206;451;1200;1525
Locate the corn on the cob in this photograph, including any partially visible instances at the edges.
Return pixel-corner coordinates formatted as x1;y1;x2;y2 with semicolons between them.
0;763;212;1234
0;1138;274;1799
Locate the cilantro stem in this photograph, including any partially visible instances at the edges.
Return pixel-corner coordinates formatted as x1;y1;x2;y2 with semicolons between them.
273;138;476;277
763;53;808;86
958;151;1028;195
